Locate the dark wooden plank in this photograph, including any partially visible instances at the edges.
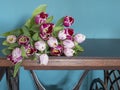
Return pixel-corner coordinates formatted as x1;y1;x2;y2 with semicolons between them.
0;57;120;70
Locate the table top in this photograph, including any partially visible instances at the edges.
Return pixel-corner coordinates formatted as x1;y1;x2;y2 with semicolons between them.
0;38;120;70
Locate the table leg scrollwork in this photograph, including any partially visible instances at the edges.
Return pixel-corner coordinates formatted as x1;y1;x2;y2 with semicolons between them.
73;70;89;90
30;70;46;90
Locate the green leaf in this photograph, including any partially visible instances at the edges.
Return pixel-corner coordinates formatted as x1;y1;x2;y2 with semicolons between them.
25;17;35;28
46;16;54;23
1;29;22;37
13;62;22;77
22;26;31;36
54;26;64;31
25;19;31;28
32;4;47;17
53;26;64;37
74;45;84;55
8;43;19;49
1;32;11;37
55;17;64;26
21;46;27;58
32;33;39;41
2;48;12;55
30;24;40;32
2;40;9;46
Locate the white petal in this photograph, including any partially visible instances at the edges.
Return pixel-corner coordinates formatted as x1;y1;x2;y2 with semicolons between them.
39;54;49;65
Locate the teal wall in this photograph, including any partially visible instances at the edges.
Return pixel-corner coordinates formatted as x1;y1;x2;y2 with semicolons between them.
0;0;120;90
0;0;120;39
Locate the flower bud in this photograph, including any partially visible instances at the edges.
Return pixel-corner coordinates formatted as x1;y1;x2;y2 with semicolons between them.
6;35;16;43
74;34;86;43
39;54;49;65
64;48;75;57
47;37;58;47
63;16;74;27
34;41;46;52
63;40;74;48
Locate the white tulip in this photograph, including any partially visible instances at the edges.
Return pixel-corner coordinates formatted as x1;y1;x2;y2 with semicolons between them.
47;37;58;47
35;41;46;51
74;34;86;43
64;48;75;57
58;30;67;40
39;54;49;65
6;35;16;43
63;40;74;48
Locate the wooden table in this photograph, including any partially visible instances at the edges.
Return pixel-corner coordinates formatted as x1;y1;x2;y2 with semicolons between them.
0;39;120;90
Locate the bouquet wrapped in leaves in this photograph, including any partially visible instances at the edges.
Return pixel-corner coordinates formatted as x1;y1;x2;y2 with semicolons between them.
2;5;86;77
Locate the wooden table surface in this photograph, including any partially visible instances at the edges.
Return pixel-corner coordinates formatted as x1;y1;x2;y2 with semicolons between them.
0;39;120;70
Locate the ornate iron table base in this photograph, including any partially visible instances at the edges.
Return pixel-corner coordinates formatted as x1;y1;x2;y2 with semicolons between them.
4;69;120;90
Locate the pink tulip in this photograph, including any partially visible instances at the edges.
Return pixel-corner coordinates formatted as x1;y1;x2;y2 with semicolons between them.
35;12;48;24
34;41;46;52
6;35;17;43
11;48;22;64
40;23;54;40
24;45;36;56
40;33;49;40
39;54;49;65
18;35;29;46
47;37;58;48
64;28;74;35
64;48;75;57
63;16;74;27
74;34;86;43
50;45;63;56
63;40;74;48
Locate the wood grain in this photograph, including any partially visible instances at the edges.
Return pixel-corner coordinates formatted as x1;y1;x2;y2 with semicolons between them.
0;57;120;70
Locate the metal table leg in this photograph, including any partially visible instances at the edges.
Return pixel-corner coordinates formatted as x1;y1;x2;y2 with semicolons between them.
30;70;46;90
6;67;19;90
73;70;89;90
0;67;5;81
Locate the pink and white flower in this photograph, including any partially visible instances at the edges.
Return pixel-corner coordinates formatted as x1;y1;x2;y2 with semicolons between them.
18;35;29;46
40;23;54;40
58;28;74;40
64;48;75;57
35;12;48;24
39;54;49;65
63;40;75;49
11;48;22;64
74;34;86;43
50;45;63;56
6;35;17;43
64;28;74;39
47;37;58;48
34;41;46;52
63;16;74;27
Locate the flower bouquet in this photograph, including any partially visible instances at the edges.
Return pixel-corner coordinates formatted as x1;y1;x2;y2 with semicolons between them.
2;4;86;77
